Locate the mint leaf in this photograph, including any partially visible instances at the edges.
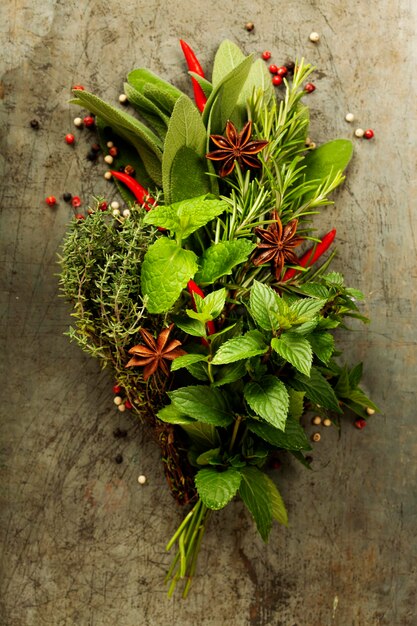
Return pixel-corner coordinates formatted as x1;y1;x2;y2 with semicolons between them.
170;353;207;372
173;315;206;337
290;298;327;323
212;361;246;387
196;448;222;465
195;467;242;510
244;375;289;431
345;388;379;413
291;367;342;413
248;417;311;451
288;389;305;421
196;288;227;320
264;474;288;526
196;239;256;285
141;238;198;313
142;205;181;233
180;422;219;448
323;271;344;287
249;281;280;331
238;466;273;541
211;330;268;365
162;95;213;204
157;404;195;425
309;332;335;365
348;362;363;389
271;333;313;376
168;385;233;426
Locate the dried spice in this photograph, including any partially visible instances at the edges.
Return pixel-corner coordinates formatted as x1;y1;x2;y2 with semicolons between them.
252;211;304;279
126;324;186;380
206;120;268;177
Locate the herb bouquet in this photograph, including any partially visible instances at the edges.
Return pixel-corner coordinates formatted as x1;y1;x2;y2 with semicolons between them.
58;39;377;598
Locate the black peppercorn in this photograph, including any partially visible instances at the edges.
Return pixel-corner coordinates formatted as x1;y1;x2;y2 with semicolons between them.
115;453;123;464
62;192;72;203
245;22;254;31
284;61;295;75
86;150;98;162
30;119;40;129
91;143;101;153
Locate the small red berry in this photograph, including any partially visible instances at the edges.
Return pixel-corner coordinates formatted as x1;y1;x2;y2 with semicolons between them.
262;51;271;60
363;129;374;140
45;196;57;206
112;384;121;394
124;400;133;410
65;133;75;145
71;196;82;208
355;418;367;430
271;459;282;470
269;64;278;74
305;83;316;93
109;146;118;157
83;115;95;128
277;66;288;76
72;85;85;91
75;213;85;220
272;75;283;86
99;201;108;211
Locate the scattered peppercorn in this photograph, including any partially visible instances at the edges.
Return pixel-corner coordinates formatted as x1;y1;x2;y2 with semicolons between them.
124;165;135;176
284;60;295;74
309;31;320;42
277;66;288;77
86;150;98;162
355;418;367;429
113;396;123;406
113;427;128;438
366;407;375;415
99;201;108;211
345;112;355;123
118;403;126;412
75;213;85;220
72;85;85;91
262;50;271;60
115;454;123;464
45;196;56;206
271;459;282;470
71;196;82;208
364;129;374;140
138;474;146;484
109;146;118;157
311;432;321;442
110;201;120;210
104;155;114;165
30;119;40;129
104;171;112;180
272;75;283;86
62;192;72;203
122;209;131;218
91;143;101;153
124;399;133;410
65;133;75;145
312;416;322;425
107;141;114;148
323;418;332;427
269;64;278;74
355;128;365;138
73;117;83;128
305;82;316;93
245;22;255;31
119;93;128;104
83;115;95;128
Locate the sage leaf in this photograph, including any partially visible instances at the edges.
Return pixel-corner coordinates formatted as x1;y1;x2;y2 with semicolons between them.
195;467;242;510
244;376;289;431
211;330;268;365
239;466;273;541
127;68;182;110
271;333;313;377
168;386;233;426
303;139;353;200
196;239;256;285
141;238;198;313
212;40;246;86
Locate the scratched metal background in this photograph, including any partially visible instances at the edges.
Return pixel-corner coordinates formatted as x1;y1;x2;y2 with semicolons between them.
1;1;416;624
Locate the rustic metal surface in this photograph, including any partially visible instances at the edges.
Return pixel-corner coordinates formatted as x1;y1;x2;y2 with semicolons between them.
1;1;416;624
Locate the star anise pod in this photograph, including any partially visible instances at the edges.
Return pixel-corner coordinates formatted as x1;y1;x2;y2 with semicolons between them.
126;324;186;381
206;120;268;177
252;211;304;279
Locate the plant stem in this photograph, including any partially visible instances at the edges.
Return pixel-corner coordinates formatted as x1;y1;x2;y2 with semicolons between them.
229;414;243;453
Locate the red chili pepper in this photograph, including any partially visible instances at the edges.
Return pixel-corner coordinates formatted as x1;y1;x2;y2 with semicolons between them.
179;39;207;113
187;280;216;336
110;170;156;211
283;229;336;282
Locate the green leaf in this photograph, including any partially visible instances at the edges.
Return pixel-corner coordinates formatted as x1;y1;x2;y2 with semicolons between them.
141;238;198;313
264;474;288;526
185;361;209;381
238;466;273;541
170;353;207;372
211;330;268;365
144;195;227;240
127;68;182;107
292;367;343;413
172;315;206;337
309;332;335;365
249;281;280;331
303;139;353;200
71;90;163;186
180;422;219;448
168;385;233;426
203;54;254;134
195;467;242;510
123;82;169;138
323;271;344;287
244;376;289;431
157;404;195;425
196;239;256;285
212;40;246;86
290;450;313;469
162;95;212;204
196;448;222;465
290;298;327;323
348;362;363;389
237;58;274;109
248;417;311;451
288;389;305;421
344;388;379;412
345;287;365;300
271;334;313;376
212;361;246;387
188;72;213;97
297;283;330;299
196;288;227;320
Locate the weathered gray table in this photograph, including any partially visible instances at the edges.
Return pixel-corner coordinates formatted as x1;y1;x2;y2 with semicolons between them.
1;1;416;624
